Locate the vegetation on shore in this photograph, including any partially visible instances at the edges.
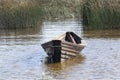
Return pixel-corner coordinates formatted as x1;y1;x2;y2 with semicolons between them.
0;0;83;29
42;0;82;19
0;0;43;29
82;0;120;29
0;0;120;29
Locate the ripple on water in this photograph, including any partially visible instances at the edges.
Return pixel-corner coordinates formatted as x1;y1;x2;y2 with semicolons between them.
0;19;120;80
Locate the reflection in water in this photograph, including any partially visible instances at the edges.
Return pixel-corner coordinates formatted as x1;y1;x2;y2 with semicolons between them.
83;29;120;38
0;25;42;45
43;54;85;79
0;26;41;37
0;19;120;80
0;19;84;80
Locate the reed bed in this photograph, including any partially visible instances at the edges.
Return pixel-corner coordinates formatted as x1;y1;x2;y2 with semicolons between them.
0;0;43;29
42;0;82;20
2;0;120;30
0;0;82;28
82;0;120;29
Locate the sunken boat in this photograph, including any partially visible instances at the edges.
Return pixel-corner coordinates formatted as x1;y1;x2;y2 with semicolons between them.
41;32;86;63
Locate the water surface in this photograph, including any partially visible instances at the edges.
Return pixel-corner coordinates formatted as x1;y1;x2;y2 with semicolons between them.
0;19;120;80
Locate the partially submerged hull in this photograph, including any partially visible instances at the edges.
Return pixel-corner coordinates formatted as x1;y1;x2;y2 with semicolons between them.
41;32;86;63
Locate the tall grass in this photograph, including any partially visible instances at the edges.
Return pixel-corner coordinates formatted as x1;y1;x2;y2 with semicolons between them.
82;0;120;29
41;0;82;20
1;0;120;29
0;0;82;29
0;0;43;29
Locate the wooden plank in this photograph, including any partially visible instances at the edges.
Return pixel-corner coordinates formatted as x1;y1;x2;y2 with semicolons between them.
62;41;82;48
61;51;76;57
70;34;77;44
62;47;79;53
61;58;66;61
61;57;69;60
61;43;77;50
61;43;85;52
61;55;70;59
54;33;66;40
62;41;86;51
41;40;53;49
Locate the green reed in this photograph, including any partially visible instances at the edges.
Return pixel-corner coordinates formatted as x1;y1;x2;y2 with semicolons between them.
81;0;120;29
0;1;43;29
0;0;82;28
42;0;82;20
1;0;120;29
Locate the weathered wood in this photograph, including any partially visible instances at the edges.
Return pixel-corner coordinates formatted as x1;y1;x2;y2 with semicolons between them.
54;33;66;40
41;32;86;63
42;40;61;63
62;41;85;52
61;43;77;50
51;40;61;63
62;47;79;53
61;58;66;61
61;54;70;59
62;41;84;48
70;34;77;44
41;41;53;49
61;51;76;57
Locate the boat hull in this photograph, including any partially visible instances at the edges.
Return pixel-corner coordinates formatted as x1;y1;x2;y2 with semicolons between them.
41;40;86;63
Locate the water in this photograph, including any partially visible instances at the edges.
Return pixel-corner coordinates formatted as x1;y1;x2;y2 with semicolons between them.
0;19;120;80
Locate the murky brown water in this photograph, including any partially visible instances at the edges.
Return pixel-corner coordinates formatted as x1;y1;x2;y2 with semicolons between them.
0;19;120;80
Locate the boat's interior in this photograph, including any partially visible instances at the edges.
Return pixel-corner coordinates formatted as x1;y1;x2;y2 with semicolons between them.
55;32;82;44
65;32;82;44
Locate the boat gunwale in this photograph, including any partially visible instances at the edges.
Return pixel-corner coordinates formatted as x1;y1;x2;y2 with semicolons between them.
41;32;86;51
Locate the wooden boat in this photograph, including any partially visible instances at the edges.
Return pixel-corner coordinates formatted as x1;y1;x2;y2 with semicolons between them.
41;32;86;63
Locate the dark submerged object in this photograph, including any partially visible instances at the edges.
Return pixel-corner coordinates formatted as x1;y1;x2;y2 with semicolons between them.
41;32;86;63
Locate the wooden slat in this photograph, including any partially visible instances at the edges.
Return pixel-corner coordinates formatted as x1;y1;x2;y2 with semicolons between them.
61;43;76;50
54;33;66;40
62;41;85;48
62;47;79;53
61;55;70;59
61;58;66;61
70;34;77;44
61;51;76;57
